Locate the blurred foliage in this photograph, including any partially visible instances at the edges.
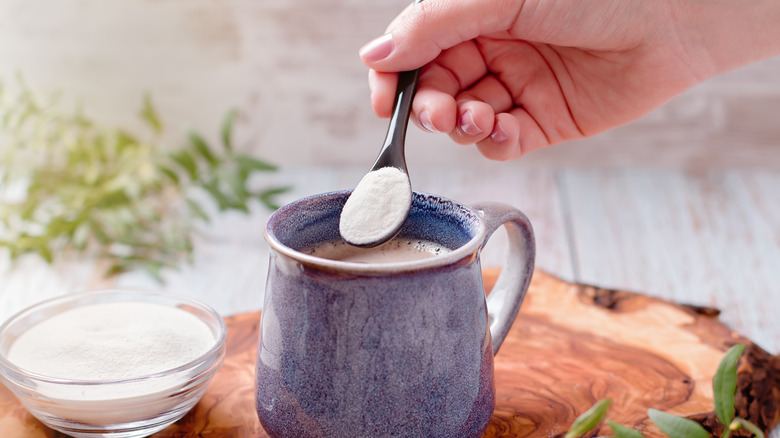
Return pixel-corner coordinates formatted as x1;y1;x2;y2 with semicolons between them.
0;78;288;282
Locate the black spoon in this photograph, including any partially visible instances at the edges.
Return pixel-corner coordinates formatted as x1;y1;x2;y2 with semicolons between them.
339;20;421;247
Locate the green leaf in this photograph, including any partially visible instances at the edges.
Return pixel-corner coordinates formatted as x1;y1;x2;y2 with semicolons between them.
157;165;180;185
235;154;278;172
140;93;163;133
107;257;169;282
88;218;111;244
94;189;132;209
607;421;646;438
713;344;745;427
186;198;211;223
114;130;139;153
202;180;234;211
187;130;218;167
182;235;194;254
257;186;291;210
222;170;251;204
647;409;709;438
19;199;39;221
220;108;236;151
730;418;765;438
564;399;611;438
37;242;53;263
106;261;131;277
72;222;90;250
170;150;199;180
46;216;78;238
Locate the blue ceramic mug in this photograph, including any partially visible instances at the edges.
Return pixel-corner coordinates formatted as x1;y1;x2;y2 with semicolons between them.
257;191;535;438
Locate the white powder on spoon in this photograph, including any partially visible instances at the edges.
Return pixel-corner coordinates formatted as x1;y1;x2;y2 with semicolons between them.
340;166;412;246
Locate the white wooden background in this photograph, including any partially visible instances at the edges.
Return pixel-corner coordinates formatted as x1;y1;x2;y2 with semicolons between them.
1;0;779;169
1;0;779;436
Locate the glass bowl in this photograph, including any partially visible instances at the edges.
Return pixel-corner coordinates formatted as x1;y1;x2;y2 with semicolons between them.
0;289;227;438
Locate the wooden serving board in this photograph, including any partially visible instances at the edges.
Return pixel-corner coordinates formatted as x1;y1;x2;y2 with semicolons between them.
1;270;778;438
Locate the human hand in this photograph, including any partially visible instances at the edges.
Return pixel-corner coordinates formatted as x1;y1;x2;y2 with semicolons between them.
360;0;778;160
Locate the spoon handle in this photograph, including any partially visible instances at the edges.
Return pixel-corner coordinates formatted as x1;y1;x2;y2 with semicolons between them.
371;0;424;172
371;68;420;172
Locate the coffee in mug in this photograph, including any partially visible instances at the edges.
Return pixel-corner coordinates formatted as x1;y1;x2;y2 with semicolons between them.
303;237;451;263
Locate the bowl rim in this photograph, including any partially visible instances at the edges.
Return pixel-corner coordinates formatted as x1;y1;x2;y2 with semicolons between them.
0;288;227;386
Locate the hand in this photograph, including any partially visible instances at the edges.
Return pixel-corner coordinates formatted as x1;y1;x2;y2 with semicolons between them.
360;0;778;160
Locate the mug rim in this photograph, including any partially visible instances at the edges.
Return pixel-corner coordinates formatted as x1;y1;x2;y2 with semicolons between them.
264;190;487;273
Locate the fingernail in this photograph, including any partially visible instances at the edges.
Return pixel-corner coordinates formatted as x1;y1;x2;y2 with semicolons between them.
490;121;509;143
359;33;394;62
459;111;483;136
419;110;437;132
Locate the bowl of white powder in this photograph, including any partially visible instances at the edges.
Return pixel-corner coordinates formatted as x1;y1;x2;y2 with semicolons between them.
0;289;227;438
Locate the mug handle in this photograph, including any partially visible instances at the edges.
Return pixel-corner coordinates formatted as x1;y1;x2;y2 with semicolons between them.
473;202;536;356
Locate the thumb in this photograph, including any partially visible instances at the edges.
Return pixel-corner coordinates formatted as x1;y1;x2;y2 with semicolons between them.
359;0;521;72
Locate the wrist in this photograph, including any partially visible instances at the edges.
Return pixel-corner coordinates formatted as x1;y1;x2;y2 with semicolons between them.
679;0;780;78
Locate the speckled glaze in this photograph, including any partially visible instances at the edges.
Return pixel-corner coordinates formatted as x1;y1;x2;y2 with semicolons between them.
257;191;535;438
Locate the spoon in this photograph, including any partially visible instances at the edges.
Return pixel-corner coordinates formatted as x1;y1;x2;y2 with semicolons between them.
339;55;421;247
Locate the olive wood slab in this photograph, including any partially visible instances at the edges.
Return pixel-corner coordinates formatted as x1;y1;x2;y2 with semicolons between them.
1;270;778;438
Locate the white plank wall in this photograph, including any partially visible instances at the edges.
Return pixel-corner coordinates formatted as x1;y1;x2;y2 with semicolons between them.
2;166;777;355
1;0;779;169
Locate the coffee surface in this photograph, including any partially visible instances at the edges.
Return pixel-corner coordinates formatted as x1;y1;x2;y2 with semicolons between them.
305;237;451;263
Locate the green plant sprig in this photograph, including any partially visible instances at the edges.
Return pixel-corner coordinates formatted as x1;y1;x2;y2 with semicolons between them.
0;80;288;281
565;344;763;438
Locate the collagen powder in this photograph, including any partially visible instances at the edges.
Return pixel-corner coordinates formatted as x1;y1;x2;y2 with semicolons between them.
8;301;214;382
340;166;412;246
5;300;216;425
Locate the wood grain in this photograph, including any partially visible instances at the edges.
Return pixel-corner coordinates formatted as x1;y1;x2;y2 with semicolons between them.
2;270;777;437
